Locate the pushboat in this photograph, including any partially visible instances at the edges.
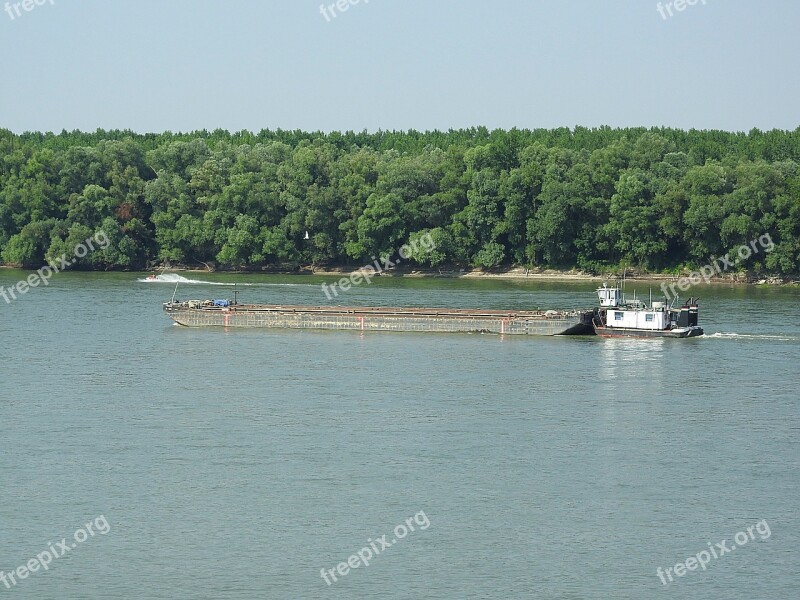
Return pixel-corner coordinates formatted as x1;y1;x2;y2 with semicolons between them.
591;283;704;338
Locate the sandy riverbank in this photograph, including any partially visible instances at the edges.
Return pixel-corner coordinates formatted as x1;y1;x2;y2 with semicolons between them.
2;263;795;285
176;265;796;285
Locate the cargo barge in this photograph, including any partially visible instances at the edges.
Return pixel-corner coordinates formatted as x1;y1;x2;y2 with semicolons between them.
163;299;596;336
162;283;703;338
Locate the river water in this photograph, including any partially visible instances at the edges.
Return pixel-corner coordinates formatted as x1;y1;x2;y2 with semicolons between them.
1;271;798;599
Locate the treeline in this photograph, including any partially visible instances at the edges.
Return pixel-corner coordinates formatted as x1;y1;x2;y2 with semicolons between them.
1;126;799;274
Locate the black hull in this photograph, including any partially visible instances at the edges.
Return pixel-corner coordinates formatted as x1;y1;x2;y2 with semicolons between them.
593;325;704;339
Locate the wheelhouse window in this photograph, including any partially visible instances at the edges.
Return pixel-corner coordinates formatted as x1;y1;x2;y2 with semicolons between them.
645;314;654;322
614;312;623;321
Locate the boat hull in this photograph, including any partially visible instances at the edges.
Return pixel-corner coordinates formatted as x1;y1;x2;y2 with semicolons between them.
163;303;595;336
593;325;704;339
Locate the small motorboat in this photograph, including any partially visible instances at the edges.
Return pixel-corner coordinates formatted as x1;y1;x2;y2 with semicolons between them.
144;272;174;282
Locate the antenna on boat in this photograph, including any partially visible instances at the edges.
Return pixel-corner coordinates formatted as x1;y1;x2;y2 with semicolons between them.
171;282;179;303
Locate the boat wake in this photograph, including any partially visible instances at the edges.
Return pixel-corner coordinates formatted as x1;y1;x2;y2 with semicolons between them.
137;274;318;287
707;332;799;342
138;274;242;286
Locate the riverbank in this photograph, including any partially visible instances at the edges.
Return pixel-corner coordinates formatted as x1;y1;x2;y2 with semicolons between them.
180;265;797;285
2;263;796;285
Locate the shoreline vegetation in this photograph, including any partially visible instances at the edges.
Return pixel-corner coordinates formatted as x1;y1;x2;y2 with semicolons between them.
1;127;799;279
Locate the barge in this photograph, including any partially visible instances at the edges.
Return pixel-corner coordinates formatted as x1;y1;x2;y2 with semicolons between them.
163;299;595;336
162;283;704;339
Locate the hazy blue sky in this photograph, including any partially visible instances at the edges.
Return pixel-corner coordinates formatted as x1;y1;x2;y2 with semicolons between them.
1;0;798;133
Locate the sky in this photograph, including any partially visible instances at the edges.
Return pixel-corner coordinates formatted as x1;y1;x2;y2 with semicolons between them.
1;0;798;134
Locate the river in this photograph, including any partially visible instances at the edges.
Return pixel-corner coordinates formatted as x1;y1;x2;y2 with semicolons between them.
1;270;798;599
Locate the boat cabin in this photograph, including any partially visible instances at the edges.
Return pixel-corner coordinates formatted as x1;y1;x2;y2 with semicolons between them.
596;284;669;331
605;304;668;330
597;285;621;307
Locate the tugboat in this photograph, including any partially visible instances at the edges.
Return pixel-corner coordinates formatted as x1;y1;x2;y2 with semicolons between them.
592;283;704;338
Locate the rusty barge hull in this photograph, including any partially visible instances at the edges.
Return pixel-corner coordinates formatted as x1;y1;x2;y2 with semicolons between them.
163;302;596;336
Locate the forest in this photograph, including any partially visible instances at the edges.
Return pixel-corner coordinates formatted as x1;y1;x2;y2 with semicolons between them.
1;126;799;274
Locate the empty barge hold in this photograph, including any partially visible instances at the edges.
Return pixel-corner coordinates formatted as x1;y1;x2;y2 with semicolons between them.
163;300;596;336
